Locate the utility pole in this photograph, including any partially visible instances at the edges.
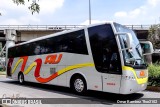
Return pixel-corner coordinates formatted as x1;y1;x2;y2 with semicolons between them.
89;0;91;24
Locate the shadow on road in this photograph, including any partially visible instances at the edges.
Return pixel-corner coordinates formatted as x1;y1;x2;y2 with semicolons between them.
1;80;144;105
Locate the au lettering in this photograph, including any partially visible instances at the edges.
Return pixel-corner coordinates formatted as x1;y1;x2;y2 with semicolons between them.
44;54;62;64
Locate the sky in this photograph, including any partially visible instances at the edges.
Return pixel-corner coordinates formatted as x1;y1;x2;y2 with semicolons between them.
0;0;160;25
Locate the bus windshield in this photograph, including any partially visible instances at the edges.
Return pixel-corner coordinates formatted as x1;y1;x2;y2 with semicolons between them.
114;23;146;69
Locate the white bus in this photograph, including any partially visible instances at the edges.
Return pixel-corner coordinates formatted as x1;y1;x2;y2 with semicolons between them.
6;22;153;94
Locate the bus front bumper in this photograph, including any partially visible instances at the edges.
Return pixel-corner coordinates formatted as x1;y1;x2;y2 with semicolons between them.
119;78;148;94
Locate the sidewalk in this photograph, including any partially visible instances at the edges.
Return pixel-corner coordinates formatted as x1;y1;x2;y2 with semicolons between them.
0;104;9;107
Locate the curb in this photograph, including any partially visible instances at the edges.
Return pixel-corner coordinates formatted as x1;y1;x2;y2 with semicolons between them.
0;73;6;76
0;104;9;107
146;86;160;92
0;72;6;75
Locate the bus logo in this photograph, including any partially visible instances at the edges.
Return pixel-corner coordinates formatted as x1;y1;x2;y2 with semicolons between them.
44;54;62;64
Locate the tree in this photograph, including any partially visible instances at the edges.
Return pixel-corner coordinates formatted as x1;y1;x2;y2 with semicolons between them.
13;0;40;14
148;24;160;49
0;0;40;15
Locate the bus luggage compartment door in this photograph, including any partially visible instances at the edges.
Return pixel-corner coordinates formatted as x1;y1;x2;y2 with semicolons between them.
102;74;121;93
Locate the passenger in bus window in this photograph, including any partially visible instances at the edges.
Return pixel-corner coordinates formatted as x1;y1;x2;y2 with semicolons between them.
40;46;46;54
110;53;118;70
45;47;49;53
103;48;112;72
34;45;41;55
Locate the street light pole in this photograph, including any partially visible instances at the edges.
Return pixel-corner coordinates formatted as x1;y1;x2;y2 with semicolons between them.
89;0;91;24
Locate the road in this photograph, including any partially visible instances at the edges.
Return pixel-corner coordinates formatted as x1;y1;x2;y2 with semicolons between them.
0;75;160;107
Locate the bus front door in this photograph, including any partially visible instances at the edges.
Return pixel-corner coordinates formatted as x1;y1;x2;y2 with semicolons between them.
101;52;122;93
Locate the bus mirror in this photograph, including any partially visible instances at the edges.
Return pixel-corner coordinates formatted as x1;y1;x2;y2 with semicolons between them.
115;32;132;50
140;41;154;55
126;33;132;50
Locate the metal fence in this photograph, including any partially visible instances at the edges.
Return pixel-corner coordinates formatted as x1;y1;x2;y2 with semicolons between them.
0;25;85;31
125;25;151;30
0;25;152;31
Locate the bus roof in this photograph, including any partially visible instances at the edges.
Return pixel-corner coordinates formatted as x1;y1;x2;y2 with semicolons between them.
11;21;115;47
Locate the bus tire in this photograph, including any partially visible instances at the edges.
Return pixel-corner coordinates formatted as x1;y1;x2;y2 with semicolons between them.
18;73;25;84
72;76;87;94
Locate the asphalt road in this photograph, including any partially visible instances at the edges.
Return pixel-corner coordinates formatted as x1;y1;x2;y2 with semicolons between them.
0;75;160;107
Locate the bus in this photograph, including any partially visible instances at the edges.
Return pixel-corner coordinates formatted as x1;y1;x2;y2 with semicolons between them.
6;22;153;94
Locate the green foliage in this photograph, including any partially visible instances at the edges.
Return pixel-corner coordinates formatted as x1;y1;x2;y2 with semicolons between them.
13;0;25;5
28;2;40;14
12;0;40;14
148;63;160;78
148;63;160;86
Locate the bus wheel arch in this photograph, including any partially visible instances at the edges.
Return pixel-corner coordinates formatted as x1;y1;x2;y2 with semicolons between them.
70;73;87;94
18;72;25;84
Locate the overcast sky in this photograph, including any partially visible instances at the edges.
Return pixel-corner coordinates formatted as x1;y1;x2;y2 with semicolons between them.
0;0;160;25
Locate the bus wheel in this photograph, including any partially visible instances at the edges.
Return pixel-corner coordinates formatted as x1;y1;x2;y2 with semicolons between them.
18;73;25;84
72;76;87;94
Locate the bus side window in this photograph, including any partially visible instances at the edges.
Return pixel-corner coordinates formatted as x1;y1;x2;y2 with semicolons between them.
88;24;122;74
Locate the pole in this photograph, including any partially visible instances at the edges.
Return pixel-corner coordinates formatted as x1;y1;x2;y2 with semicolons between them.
89;0;91;24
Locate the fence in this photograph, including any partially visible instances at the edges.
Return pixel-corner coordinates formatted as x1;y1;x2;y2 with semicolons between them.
0;25;151;31
0;25;85;31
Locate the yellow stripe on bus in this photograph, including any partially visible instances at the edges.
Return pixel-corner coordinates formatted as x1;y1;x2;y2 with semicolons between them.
12;59;24;74
23;62;37;75
11;59;94;77
57;63;95;75
122;66;148;84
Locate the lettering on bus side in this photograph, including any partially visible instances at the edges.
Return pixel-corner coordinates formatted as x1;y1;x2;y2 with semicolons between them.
106;83;115;85
44;54;63;64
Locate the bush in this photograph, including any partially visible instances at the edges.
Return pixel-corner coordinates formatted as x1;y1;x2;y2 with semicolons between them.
148;63;160;86
148;63;160;78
